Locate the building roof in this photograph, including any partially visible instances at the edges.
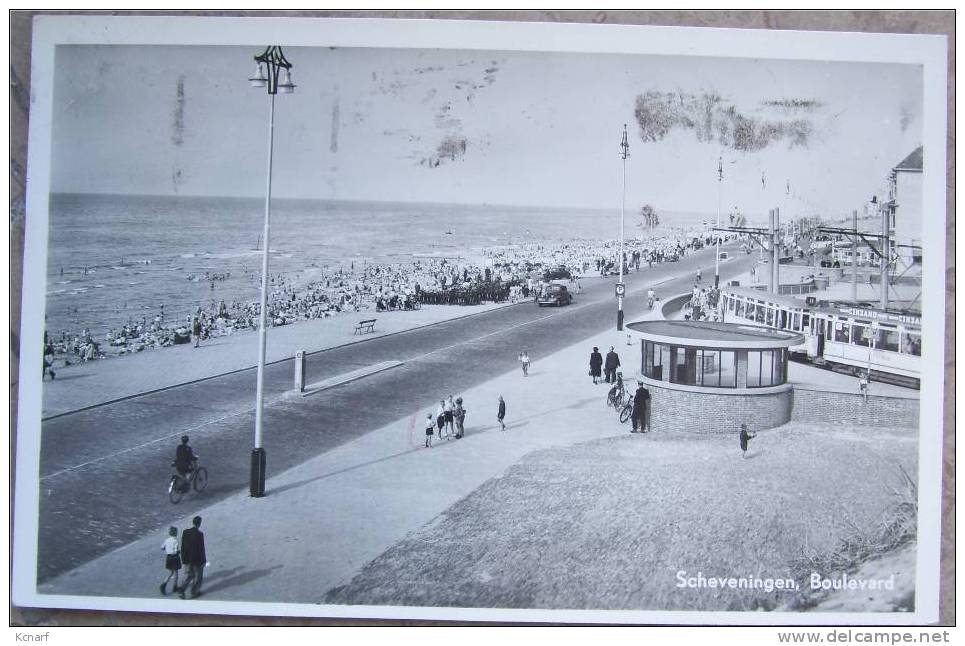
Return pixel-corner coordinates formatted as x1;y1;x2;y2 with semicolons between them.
626;319;804;349
894;146;923;172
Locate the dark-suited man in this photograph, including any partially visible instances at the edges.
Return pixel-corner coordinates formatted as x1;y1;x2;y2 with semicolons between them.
178;515;207;599
604;347;621;384
631;382;651;433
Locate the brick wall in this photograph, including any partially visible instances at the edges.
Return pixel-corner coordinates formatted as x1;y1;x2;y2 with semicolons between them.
790;386;919;428
646;384;792;434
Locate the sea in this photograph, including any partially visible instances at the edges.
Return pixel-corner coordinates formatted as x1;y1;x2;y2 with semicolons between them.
43;193;716;337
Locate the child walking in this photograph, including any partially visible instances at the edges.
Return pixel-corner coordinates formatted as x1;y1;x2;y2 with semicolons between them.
425;413;435;448
160;526;181;595
518;350;531;377
739;423;757;459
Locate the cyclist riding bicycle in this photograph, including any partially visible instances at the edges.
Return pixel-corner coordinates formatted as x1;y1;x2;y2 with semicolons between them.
647;288;656;310
174;435;197;477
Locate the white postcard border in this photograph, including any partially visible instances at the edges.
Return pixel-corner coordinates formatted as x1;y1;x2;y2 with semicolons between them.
13;14;949;625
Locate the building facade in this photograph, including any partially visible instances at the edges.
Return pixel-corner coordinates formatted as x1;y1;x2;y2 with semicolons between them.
887;145;923;267
627;320;803;434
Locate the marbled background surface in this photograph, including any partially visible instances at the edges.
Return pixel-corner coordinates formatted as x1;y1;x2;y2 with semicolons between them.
9;9;955;626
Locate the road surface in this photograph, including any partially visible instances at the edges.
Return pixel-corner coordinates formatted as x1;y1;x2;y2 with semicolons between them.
36;245;755;581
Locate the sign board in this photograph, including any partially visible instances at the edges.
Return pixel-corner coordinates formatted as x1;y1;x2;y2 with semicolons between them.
840;307;921;326
615;283;626;297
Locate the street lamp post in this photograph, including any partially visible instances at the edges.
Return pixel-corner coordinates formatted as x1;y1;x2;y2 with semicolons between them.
714;156;722;288
617;124;629;331
248;46;295;497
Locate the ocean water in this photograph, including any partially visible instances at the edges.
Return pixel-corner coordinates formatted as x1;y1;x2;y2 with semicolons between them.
44;193;713;336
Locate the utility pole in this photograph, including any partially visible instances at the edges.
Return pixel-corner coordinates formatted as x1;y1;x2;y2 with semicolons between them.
784;179;790;245
880;200;890;310
772;207;780;294
617;124;629;331
851;209;858;303
715;156;722;288
247;45;296;498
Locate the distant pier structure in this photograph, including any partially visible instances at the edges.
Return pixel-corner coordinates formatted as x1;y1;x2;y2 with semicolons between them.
626;320;803;434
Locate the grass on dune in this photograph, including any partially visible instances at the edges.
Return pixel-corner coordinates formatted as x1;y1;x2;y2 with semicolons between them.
324;423;918;611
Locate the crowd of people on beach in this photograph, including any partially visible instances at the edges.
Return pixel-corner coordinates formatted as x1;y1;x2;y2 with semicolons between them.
43;227;730;370
484;229;730;284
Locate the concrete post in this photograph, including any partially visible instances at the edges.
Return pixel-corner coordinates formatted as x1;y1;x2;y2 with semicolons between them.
294;350;306;392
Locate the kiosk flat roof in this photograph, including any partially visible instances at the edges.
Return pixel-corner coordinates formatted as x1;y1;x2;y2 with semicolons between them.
626;320;803;349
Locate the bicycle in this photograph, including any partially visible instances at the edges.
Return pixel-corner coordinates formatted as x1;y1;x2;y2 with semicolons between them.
168;457;208;504
607;382;627;409
618;399;634;425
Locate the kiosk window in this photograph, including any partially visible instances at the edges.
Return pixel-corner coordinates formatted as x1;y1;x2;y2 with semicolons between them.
719;351;737;387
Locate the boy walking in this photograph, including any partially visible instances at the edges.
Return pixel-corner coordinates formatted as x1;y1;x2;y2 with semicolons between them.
425;414;434;448
739;423;757;458
518;350;531;377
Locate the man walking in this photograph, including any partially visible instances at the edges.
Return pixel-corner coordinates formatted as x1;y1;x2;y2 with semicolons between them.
604;346;621;384
177;516;207;599
631;382;650;433
497;395;506;431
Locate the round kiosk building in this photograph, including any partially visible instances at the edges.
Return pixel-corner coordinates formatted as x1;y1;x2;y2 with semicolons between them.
626;320;804;434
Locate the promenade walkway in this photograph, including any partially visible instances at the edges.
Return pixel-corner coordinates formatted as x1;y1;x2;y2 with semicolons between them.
37;324;637;608
40;301;513;418
32;260;915;612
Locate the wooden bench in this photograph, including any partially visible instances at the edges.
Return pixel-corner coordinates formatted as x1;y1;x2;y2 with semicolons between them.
354;319;377;335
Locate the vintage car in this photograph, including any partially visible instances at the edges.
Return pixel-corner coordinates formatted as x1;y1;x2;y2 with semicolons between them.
537;283;573;307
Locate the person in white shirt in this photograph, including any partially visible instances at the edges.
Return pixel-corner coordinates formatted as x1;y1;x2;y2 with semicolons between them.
436;401;447;437
160;526;181;595
518;350;531;377
444;396;455;434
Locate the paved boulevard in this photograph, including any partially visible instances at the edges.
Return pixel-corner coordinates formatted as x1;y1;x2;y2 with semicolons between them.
36;244;755;581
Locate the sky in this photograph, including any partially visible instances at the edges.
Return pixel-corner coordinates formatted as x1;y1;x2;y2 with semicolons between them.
50;44;923;219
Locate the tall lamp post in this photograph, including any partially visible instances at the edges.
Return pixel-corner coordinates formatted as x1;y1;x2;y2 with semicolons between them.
617;124;629;331
247;46;295;497
714;156;723;288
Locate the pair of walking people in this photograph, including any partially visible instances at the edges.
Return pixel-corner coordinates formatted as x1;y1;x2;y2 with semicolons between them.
160;515;208;599
588;346;621;385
